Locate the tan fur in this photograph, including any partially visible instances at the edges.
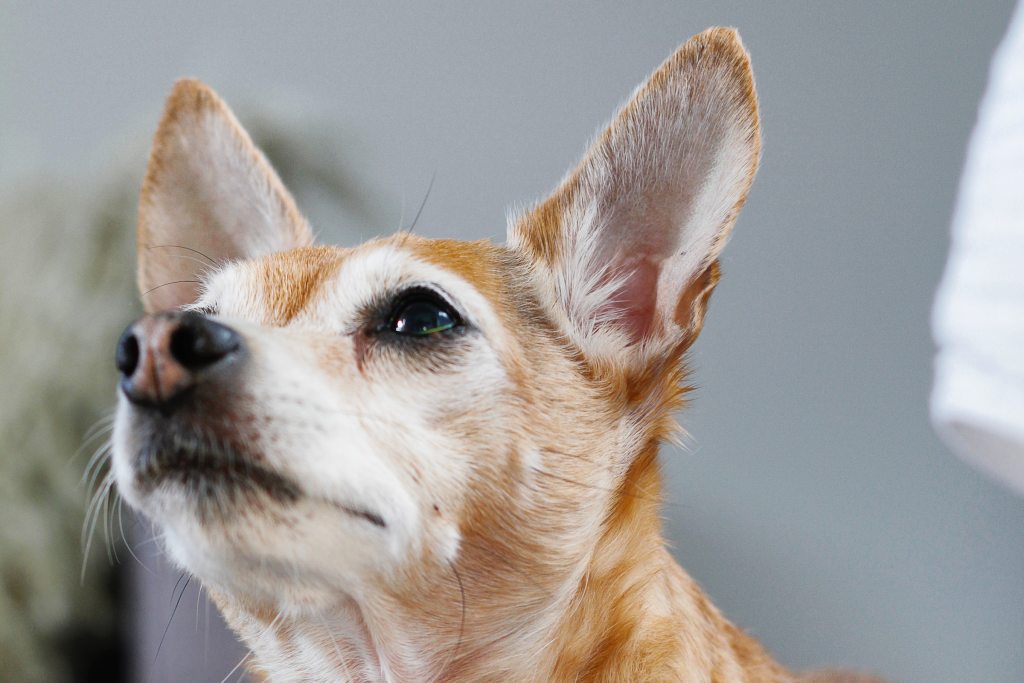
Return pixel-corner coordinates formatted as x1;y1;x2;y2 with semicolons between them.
113;27;886;683
255;246;344;325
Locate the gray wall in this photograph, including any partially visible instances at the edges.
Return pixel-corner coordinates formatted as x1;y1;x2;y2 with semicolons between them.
4;1;1023;682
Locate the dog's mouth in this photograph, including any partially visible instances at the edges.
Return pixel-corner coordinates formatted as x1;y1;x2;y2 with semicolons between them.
133;432;301;508
130;429;388;528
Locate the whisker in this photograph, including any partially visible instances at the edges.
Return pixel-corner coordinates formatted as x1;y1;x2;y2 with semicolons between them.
396;189;407;234
436;560;466;679
83;441;113;490
81;413;116;442
170;572;188;607
219;651;252;683
162;251;219;270
154;574;191;665
69;414;116;467
318;613;353;681
131;534;164;550
195;582;203;632
80;434;114;483
204;589;211;666
142;279;201;297
103;480;116;564
218;610;284;683
145;243;218;266
405;169;437;234
524;466;686;511
81;475;105;551
116;496;150;572
458;536;552;599
81;472;116;583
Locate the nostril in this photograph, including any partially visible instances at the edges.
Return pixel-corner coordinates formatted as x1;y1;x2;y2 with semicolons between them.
115;328;140;377
169;324;200;369
169;314;241;371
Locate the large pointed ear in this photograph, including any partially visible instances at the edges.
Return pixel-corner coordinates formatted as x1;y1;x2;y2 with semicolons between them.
137;79;313;312
509;28;760;366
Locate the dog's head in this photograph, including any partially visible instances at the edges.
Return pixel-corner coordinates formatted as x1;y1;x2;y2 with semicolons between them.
112;27;759;677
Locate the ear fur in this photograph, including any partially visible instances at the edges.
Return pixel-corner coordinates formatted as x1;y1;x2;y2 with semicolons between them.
509;27;760;365
137;79;313;312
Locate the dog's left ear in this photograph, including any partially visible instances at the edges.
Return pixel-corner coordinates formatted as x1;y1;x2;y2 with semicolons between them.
137;79;313;312
510;28;760;367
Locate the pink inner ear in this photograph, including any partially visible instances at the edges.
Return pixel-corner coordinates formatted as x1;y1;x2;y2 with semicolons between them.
592;201;680;344
599;255;663;344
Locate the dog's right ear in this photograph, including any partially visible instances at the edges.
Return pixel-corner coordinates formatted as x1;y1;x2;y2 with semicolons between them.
137;79;313;312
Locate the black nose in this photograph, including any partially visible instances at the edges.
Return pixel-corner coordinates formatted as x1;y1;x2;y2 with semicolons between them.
116;311;242;409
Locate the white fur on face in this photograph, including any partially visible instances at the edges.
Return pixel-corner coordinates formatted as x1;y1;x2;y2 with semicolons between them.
113;244;514;609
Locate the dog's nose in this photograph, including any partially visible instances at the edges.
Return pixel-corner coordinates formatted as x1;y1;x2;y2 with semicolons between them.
116;311;242;410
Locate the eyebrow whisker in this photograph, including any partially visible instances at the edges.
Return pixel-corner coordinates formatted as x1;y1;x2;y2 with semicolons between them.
146;243;219;266
142;280;201;296
405;169;437;234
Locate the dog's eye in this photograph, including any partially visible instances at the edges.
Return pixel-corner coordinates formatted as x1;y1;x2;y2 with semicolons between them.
388;291;460;337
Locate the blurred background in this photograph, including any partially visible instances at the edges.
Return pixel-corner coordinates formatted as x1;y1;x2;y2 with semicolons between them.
2;1;1023;682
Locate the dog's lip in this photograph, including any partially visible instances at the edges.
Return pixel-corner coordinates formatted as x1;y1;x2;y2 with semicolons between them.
320;499;388;529
133;436;301;503
133;436;389;529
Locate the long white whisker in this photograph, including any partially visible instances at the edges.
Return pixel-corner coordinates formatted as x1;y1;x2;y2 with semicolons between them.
103;478;117;564
81;412;116;442
69;415;116;469
220;610;285;683
195;582;203;632
219;651;252;683
318;613;356;682
81;471;116;583
117;496;150;572
83;440;113;490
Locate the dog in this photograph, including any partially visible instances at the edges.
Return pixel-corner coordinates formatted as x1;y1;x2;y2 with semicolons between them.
111;27;881;682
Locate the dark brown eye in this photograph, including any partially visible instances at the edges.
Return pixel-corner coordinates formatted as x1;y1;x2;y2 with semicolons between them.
388;291;460;337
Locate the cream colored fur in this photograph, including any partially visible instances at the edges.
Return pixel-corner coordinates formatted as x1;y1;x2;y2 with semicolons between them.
111;27;883;683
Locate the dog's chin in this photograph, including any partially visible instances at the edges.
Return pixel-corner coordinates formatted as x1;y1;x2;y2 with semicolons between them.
117;457;399;604
151;492;401;609
113;408;413;604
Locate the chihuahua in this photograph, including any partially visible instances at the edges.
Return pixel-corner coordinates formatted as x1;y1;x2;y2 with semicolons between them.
111;27;879;682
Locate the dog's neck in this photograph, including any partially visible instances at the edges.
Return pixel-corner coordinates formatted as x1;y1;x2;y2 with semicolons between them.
218;447;784;682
